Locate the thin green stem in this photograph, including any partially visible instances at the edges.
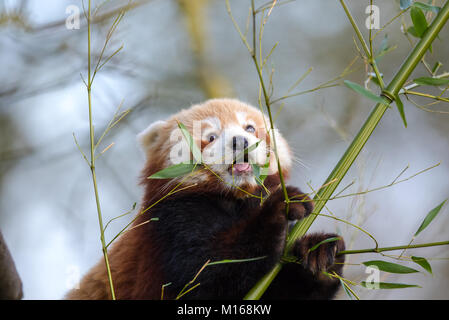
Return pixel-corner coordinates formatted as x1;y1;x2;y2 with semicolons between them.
86;0;116;300
403;90;449;103
338;240;449;255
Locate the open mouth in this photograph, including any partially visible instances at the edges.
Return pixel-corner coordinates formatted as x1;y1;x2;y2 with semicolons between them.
228;146;255;176
228;162;252;175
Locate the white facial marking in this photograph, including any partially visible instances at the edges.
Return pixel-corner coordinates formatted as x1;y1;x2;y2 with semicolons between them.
235;112;247;126
203;117;221;130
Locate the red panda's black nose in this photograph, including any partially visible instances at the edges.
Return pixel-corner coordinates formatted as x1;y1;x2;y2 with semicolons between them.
232;136;249;151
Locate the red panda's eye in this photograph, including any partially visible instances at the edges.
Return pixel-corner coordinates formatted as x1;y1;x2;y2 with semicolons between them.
208;134;217;142
245;125;255;133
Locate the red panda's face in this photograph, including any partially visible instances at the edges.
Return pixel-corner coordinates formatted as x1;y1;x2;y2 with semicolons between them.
138;99;292;193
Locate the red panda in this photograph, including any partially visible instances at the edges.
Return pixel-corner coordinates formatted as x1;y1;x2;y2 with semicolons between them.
65;98;345;300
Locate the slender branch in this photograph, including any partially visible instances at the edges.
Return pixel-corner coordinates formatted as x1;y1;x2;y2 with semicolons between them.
338;240;449;255
373;8;409;40
94;99;128;151
403;90;449;103
176;259;210;300
30;0;150;33
103;203;136;232
86;0;116;300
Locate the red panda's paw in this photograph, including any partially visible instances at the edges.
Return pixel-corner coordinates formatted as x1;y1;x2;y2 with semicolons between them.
285;186;314;221
292;233;345;277
261;186;313;222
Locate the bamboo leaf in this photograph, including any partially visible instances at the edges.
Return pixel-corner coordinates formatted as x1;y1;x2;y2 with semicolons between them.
252;164;261;180
411;256;433;274
414;199;447;236
148;163;199;179
344;80;386;104
360;281;421;289
377;34;390;56
178;122;202;163
252;156;270;185
362;260;419;274
308;237;341;252
410;6;428;37
375;35;392;63
207;256;266;266
407;26;419;37
413;77;449;86
395;94;407;128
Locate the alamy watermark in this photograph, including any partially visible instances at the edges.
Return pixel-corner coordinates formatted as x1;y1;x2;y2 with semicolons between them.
65;264;80;290
364;265;380;289
65;5;80;30
366;5;380;30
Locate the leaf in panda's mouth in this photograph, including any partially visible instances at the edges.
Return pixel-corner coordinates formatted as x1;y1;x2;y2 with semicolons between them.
148;122;202;179
178;122;202;163
148;163;199;179
252;154;270;185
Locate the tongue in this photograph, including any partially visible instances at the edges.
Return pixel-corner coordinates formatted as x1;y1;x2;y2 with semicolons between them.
234;163;251;172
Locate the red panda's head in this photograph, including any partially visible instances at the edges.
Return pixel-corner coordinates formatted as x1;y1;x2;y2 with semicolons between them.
138;98;292;197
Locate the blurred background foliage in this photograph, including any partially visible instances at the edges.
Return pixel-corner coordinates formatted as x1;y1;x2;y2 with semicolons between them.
0;0;448;299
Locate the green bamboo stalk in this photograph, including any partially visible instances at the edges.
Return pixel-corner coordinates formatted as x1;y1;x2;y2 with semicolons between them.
338;240;449;255
86;0;116;300
244;1;449;300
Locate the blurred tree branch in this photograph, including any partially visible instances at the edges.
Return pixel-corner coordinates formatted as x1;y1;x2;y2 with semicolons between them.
0;0;152;33
177;0;233;98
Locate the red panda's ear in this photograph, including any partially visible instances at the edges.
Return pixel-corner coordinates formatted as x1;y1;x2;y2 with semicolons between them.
137;120;166;154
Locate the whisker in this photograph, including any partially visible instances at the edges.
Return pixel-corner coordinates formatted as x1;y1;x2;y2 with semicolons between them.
291;156;310;170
